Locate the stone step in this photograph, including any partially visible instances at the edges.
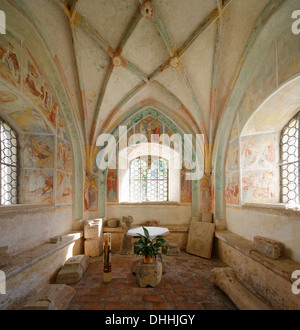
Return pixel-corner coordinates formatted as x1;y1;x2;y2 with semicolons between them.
211;267;271;310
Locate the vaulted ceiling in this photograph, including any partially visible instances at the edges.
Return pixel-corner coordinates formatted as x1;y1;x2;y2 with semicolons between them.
7;0;270;148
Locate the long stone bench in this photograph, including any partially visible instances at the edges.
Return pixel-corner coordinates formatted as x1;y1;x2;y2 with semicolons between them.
214;230;300;310
0;231;83;310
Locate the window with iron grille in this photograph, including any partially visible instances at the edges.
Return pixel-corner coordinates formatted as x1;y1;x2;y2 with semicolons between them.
0;119;18;205
129;156;168;203
280;111;300;204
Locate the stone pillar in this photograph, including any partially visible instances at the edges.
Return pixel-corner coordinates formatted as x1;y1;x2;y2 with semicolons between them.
84;219;103;257
119;216;134;255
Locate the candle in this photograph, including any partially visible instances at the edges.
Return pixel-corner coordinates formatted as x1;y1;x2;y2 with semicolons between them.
103;233;112;282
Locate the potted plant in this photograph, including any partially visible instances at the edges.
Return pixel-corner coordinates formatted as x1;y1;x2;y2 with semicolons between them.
134;227;167;264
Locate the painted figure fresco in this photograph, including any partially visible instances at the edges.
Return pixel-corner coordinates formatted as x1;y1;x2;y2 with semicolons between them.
180;167;192;203
22;169;54;204
199;176;211;212
56;171;72;204
23;135;54;169
241;134;276;170
57;138;73;173
57;110;69;141
225;173;240;205
242;170;276;203
226;140;239;173
23;49;57;127
10;108;52;134
107;168;117;202
88;176;98;212
0;33;21;88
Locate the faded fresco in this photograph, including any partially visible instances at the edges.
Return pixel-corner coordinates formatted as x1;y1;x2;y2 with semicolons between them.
180;167;192;203
241;134;276;170
107;168;118;203
23;49;58;128
57;110;70;141
22;169;54;204
56;171;73;204
10;108;52;134
57;138;73;173
226;139;239;173
225;172;240;205
127;116;176;146
23;134;54;169
242;170;276;203
84;175;99;211
199;175;211;211
0;32;21;88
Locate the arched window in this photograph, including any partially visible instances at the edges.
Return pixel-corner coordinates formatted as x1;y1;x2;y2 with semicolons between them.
280;111;300;204
129;156;168;203
0;119;18;205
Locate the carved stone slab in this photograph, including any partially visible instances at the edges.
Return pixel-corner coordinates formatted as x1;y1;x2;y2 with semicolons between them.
22;284;76;310
186;222;215;259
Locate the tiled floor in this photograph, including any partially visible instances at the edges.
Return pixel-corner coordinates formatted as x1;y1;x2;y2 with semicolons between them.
68;252;237;310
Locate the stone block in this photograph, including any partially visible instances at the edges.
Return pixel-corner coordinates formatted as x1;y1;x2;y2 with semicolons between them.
22;284;76;310
106;218;120;228
253;236;284;260
136;261;162;288
84;239;101;257
167;243;180;256
50;236;62;244
191;216;200;223
56;255;89;284
201;211;213;223
84;219;102;239
211;267;271;310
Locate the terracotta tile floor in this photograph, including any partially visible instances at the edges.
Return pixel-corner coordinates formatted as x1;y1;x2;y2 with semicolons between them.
68;252;237;310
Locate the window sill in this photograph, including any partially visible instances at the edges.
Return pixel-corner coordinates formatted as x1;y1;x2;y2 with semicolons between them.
242;202;300;217
0;204;55;217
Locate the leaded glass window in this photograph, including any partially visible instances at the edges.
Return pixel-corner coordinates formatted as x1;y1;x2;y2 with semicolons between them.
0;119;18;205
129;156;168;202
280;111;299;204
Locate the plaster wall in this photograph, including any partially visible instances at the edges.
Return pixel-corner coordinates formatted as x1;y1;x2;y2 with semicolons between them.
0;206;73;256
106;203;192;226
226;206;300;263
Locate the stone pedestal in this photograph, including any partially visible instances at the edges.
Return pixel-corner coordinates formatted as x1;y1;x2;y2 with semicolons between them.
136;261;162;288
167;243;180;256
84;219;103;257
120;216;134;255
